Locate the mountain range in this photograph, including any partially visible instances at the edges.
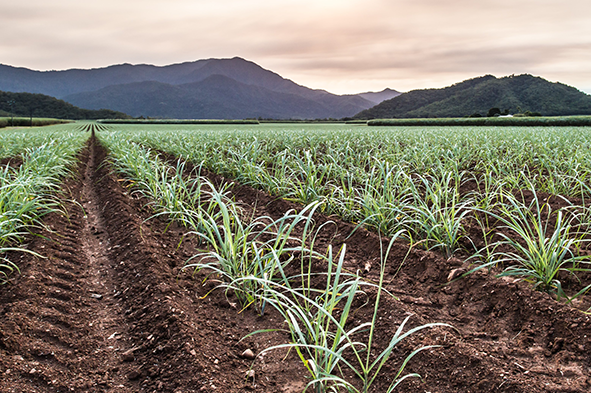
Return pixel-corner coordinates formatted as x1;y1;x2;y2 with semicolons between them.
354;74;591;119
2;58;589;120
0;57;399;119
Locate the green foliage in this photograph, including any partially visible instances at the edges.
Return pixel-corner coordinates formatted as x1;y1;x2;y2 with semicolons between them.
403;172;473;258
487;107;501;117
0;117;71;128
184;197;321;312
0;90;130;120
471;186;591;301
241;238;451;392
367;115;591;126
100;124;591;307
0;126;88;283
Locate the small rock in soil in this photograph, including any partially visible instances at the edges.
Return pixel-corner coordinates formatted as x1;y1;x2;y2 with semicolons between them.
91;293;103;299
127;370;141;380
245;369;255;380
241;349;256;360
121;350;135;362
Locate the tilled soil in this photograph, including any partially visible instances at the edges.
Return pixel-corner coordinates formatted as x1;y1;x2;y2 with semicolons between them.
0;137;306;392
198;160;591;393
1;136;591;392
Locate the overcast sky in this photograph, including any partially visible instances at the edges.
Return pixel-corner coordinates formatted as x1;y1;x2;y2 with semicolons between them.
2;0;590;95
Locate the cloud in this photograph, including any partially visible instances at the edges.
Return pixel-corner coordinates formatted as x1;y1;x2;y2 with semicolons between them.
1;0;590;94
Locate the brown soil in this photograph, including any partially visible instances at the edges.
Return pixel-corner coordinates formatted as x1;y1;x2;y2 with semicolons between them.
0;156;23;168
1;136;591;392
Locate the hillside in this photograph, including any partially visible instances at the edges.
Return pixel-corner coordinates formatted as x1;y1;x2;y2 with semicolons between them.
64;75;363;120
0;57;395;119
354;74;591;119
0;91;130;120
354;88;401;104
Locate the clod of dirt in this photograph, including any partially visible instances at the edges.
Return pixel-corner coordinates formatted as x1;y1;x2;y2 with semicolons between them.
127;370;141;381
241;349;256;360
447;267;467;281
121;350;135;362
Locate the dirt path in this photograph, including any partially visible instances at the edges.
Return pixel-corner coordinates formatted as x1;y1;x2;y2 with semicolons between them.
0;137;138;392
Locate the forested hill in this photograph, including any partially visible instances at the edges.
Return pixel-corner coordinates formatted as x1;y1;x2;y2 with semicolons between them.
0;90;130;120
354;74;591;119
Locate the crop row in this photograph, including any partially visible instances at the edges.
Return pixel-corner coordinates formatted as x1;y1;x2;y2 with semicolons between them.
104;124;591;303
98;132;449;392
116;124;591;199
0;123;85;159
0;117;71;129
0;127;88;283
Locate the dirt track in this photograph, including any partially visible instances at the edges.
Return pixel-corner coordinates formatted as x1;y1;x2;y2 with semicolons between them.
1;136;591;392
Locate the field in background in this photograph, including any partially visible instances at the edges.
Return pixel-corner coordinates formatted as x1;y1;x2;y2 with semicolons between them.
0;117;72;128
368;115;591;126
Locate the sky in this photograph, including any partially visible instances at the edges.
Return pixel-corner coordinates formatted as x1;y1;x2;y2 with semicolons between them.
1;0;591;95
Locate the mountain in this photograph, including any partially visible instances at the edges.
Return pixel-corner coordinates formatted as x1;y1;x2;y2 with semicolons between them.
354;74;591;119
65;75;342;119
353;88;400;105
0;90;130;120
0;57;393;119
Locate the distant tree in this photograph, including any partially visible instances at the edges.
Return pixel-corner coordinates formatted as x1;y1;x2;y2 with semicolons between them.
487;107;501;117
